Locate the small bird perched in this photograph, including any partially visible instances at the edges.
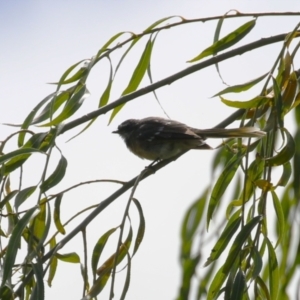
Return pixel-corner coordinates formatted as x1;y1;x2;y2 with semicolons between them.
113;117;265;161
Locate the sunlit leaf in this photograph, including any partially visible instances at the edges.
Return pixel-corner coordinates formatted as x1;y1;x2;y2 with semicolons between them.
47;237;58;287
109;36;155;123
188;19;256;62
53;194;65;234
207;264;228;300
56;252;80;263
220;95;270;109
213;72;268;97
91;227;118;280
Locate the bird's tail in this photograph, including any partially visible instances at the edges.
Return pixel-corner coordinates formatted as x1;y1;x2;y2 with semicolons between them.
194;127;266;138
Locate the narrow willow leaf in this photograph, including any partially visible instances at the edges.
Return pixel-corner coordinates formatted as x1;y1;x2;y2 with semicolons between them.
3;133;48;174
276;161;292;187
31;89;72;125
231;270;246;300
18;92;56;146
99;57;113;107
53;194;65;234
52;59;86;88
265;128;295;166
220;95;270;109
31;260;45;300
205;215;241;266
188;19;256;62
40;155;68;193
0;286;13;300
252;248;263;279
85;272;110;299
57;67;87;85
255;276;271;300
282;71;298;115
40;84;90;126
96;227;133;276
0;206;39;288
143;16;181;33
110;36;154;123
265;237;279;300
56;252;80;263
272;76;284;128
132;198;145;255
293;129;300;198
270;190;285;248
179;254;200;300
47;238;58;287
0;190;18;210
96;32;127;58
14;186;36;211
207;155;242;228
213;72;268;97
91;227;118;279
207;264;228;300
181;188;208;252
222;216;262;274
120;252;131;300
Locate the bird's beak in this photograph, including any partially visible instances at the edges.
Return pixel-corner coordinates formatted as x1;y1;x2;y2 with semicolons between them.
112;130;119;134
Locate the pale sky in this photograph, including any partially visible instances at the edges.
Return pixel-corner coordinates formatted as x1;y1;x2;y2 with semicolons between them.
1;1;300;299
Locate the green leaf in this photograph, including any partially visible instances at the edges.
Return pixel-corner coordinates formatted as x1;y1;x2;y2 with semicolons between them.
31;259;45;300
255;276;271;300
270;190;285;248
40;84;89;126
276;161;292;187
99;57;113;107
205;213;241;266
47;238;58;287
188;19;256;62
252;247;263;279
91;227;117;280
120;252;131;300
132;198;145;255
272;76;284;128
31;89;72;125
220;95;270;109
181;188;208;255
222;216;262;274
53;194;65;234
207;264;228;300
0;190;18;210
265;237;279;300
207;155;242;228
109;36;155;123
213;72;269;97
14;186;37;211
56;252;80;263
18;92;56;146
231;270;246;300
143;16;181;33
52;59;86;89
0;206;39;288
96;32;127;59
265;128;295;166
40;155;68;193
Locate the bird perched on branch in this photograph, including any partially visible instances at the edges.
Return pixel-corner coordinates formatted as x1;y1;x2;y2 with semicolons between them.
113;117;265;161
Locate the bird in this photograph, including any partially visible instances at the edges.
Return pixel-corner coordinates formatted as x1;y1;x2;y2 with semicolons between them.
113;117;265;161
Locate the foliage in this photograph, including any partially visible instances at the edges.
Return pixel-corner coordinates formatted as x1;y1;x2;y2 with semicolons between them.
1;11;300;300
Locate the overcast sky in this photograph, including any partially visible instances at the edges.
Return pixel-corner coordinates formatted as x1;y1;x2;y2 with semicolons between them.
1;1;300;299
